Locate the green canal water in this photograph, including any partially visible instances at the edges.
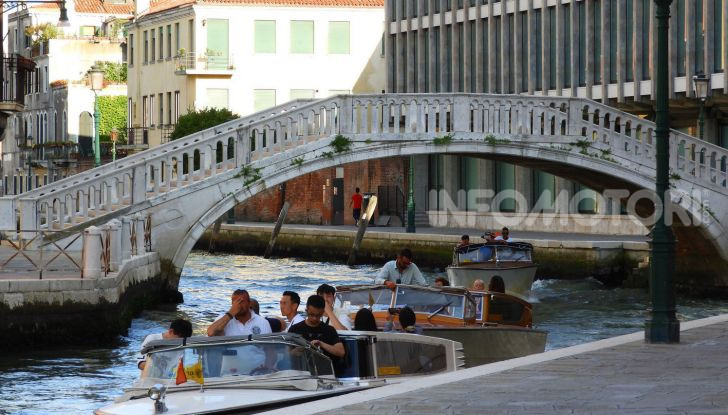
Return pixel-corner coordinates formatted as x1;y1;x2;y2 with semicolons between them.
1;252;727;414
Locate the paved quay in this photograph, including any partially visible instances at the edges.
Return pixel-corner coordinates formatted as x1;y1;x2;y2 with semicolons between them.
264;314;728;415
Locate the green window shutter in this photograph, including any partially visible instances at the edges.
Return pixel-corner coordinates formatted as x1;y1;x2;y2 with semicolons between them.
290;89;315;100
290;21;314;54
328;21;350;54
254;89;276;111
206;88;229;109
254;20;276;53
207;19;229;69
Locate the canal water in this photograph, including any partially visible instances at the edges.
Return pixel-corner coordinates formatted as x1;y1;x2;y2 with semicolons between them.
2;252;728;415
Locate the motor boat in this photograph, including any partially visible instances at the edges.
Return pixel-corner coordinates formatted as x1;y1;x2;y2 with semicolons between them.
96;331;463;415
336;284;547;367
446;241;538;298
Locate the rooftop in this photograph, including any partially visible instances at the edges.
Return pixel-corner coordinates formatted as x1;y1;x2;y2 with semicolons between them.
30;0;134;15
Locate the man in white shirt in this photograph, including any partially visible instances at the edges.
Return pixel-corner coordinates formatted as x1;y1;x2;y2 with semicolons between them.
206;289;272;337
138;319;192;370
316;284;352;330
280;291;304;331
494;227;512;242
375;248;427;289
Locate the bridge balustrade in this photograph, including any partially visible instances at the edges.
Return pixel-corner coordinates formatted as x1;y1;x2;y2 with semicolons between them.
2;94;728;234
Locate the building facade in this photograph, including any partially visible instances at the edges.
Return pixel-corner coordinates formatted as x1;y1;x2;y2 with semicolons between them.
0;0;132;195
125;0;386;148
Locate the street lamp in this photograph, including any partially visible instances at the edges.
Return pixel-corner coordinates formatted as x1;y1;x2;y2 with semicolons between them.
646;0;679;344
110;127;118;162
693;73;709;141
89;64;104;167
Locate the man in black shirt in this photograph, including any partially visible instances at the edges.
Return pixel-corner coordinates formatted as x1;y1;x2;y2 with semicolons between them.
289;295;345;359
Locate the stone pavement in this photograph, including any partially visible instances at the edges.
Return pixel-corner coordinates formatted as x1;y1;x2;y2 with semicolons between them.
233;221;649;243
263;315;728;415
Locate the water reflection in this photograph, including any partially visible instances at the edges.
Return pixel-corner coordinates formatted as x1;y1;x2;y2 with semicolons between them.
0;253;727;414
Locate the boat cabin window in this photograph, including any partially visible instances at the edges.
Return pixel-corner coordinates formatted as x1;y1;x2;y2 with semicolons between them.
336;287;393;312
456;244;494;264
394;288;466;318
495;245;532;262
375;340;448;377
483;294;528;325
141;341;334;381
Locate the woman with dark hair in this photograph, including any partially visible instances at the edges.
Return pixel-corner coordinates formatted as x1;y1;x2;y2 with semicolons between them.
353;308;378;331
488;275;506;293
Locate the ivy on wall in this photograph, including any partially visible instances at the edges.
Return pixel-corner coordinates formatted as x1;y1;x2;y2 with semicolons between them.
170;107;239;140
96;61;127;84
98;95;127;142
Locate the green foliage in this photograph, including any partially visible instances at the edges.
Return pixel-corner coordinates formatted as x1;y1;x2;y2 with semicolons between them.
96;61;127;83
234;165;262;186
290;157;304;167
330;134;352;153
321;151;334;159
97;96;127;142
485;134;510;145
364;138;373;144
670;172;682;181
170;108;239;140
569;138;592;155
25;23;60;45
432;134;454;146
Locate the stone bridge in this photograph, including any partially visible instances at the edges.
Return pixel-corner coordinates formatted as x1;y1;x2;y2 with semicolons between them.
2;94;727;291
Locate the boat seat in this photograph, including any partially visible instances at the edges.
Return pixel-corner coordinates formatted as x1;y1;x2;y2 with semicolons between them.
487;298;525;324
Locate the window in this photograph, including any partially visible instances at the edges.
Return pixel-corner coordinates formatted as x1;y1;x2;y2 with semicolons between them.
253;89;276;111
151;29;156;62
158;93;164;126
676;0;686;76
159;26;164;60
175;23;180;54
290;21;314;54
167;92;172;124
129;33;135;65
80;25;96;36
290;89;315;100
144;31;148;63
174;91;180;123
127;98;133;128
142;96;148;127
254;20;276;53
188;20;194;52
167;25;172;58
149;94;155;126
714;0;723;72
43;66;48;92
206;88;229;109
328;21;350;54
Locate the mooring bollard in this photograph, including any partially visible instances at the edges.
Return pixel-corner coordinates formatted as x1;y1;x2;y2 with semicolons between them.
82;226;102;279
108;219;121;272
121;216;132;260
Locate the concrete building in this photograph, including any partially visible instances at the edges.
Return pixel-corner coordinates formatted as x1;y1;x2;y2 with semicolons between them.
125;0;386;148
0;0;132;195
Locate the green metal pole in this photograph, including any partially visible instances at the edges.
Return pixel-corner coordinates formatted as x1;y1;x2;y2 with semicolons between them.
645;0;679;343
94;92;101;167
406;155;416;233
698;100;705;141
112;141;116;162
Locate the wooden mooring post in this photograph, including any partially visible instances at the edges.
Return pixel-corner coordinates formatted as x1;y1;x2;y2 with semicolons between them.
208;217;224;253
347;196;378;266
264;201;291;258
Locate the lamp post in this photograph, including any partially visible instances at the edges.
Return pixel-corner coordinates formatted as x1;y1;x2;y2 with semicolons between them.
88;64;104;167
693;73;709;141
406;155;415;233
645;0;679;344
110;127;118;162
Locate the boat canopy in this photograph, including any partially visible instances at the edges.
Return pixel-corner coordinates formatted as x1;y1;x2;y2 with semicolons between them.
454;242;533;265
140;333;334;383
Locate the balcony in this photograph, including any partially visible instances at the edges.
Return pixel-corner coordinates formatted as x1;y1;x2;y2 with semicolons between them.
174;52;234;76
119;127;150;151
0;54;36;113
160;124;176;144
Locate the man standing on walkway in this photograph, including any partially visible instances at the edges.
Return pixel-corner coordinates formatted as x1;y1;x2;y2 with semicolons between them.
206;289;272;337
350;187;364;225
375;248;427;288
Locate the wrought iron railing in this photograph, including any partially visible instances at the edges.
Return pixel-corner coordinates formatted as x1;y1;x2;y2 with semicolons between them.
126;127;149;146
0;54;35;107
0;229;84;279
174;52;234;72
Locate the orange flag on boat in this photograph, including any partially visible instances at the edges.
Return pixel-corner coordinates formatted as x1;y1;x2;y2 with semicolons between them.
175;357;187;385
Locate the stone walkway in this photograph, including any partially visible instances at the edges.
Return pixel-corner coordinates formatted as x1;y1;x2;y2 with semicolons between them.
263;315;728;415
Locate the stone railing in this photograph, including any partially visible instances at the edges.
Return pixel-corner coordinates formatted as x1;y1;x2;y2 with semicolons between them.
1;94;726;233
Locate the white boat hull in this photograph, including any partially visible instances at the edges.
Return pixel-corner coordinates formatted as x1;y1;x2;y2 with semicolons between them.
446;264;537;298
422;326;547;367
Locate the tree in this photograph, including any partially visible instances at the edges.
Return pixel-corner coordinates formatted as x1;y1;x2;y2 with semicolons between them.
170;107;239;140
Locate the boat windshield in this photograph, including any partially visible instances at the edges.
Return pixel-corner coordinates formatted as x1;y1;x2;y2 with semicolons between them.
495;245;532;262
141;341;334;381
394;287;466;318
336;287;393;311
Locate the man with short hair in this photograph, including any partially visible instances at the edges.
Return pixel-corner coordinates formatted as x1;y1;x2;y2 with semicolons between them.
280;290;304;332
375;248;427;289
457;234;470;249
138;319;192;370
316;284;352;330
289;295;345;359
206;289;272;337
350;187;364;225
384;306;422;334
494;227;512;242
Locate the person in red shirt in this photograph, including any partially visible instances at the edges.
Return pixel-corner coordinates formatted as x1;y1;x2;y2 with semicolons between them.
350;187;364;225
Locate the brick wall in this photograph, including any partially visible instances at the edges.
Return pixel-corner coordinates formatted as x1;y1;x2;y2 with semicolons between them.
234;157;408;225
